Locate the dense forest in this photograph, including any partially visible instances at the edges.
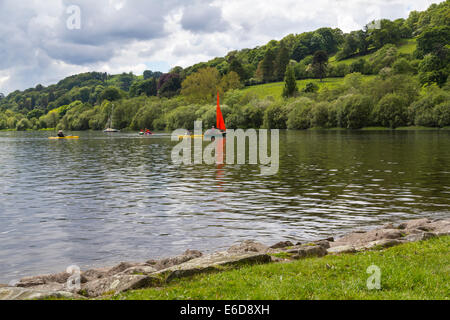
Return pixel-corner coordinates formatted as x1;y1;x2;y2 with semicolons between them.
0;0;449;131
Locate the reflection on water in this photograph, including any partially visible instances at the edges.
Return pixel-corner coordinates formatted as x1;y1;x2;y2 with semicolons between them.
0;130;449;282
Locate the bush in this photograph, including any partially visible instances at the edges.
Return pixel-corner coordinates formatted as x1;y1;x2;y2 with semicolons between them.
130;103;163;130
408;90;449;127
303;82;319;93
392;58;415;74
310;102;330;128
434;101;450;127
16;118;32;131
264;103;290;129
337;94;372;129
374;93;408;128
286;98;314;129
166;105;199;130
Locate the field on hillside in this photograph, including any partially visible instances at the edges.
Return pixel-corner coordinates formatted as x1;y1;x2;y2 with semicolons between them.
242;76;375;100
329;38;417;66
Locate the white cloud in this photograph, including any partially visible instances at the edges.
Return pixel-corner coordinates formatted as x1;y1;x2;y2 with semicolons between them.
0;0;442;94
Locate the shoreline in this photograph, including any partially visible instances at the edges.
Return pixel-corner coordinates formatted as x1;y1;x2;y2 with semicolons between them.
1;217;449;300
1;126;450;133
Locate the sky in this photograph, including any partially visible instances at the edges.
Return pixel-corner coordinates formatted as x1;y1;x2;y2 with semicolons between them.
0;0;442;94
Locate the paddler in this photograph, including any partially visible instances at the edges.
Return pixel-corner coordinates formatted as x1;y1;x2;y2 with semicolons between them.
57;130;65;138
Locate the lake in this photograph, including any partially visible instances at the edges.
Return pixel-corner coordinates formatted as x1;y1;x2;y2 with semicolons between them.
0;130;449;283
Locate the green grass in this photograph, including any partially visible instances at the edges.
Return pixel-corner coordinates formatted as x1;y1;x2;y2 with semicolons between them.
242;77;347;100
113;236;450;300
397;38;417;55
330;38;417;67
360;127;392;131
396;126;440;131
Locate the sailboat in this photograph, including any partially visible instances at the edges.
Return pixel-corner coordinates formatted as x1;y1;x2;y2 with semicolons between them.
178;91;226;139
215;91;226;137
104;104;120;133
204;91;227;139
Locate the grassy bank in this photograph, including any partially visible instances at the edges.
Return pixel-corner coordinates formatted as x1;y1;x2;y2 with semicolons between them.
112;236;449;300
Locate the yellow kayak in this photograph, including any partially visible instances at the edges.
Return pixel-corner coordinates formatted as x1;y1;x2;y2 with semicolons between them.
177;135;204;139
48;136;79;140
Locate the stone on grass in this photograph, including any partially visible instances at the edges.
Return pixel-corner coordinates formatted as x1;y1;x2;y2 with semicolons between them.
0;287;80;300
147;250;203;271
270;241;294;249
227;240;269;254
17;272;87;288
80;274;161;297
327;245;357;254
156;252;271;282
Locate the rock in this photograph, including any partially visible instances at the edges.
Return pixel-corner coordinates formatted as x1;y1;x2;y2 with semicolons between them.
156;252;271;282
146;250;203;271
82;267;111;281
360;239;404;250
227;240;269;254
291;246;328;259
428;220;450;234
119;266;157;276
313;240;331;249
327;245;357;254
17;272;87;288
270;241;294;249
80;274;161;297
404;232;437;242
398;218;430;230
106;262;147;276
332;228;404;248
0;287;80;300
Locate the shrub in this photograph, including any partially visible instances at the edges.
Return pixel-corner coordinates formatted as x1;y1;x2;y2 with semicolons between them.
264;102;290;129
286;98;314;129
434;101;450;127
374;93;408;128
310;102;330;128
337;94;372;129
16;118;32;131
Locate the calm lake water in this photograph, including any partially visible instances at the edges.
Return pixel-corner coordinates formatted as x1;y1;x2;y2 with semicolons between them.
0;130;449;283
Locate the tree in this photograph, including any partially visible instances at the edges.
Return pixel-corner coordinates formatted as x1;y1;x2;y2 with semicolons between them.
158;73;182;98
219;71;242;94
419;54;449;87
282;65;298;98
275;42;290;81
261;48;276;83
181;67;221;103
292;44;309;62
416;26;450;59
130;78;157;97
228;58;246;82
312;50;328;82
101;87;122;102
143;70;153;80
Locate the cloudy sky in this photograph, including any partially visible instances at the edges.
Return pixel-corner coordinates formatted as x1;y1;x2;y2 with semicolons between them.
0;0;441;94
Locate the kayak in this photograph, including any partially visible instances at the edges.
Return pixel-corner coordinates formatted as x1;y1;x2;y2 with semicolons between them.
48;136;79;140
177;135;204;139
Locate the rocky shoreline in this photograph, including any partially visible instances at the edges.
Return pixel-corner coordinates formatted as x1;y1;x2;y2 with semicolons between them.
1;217;449;300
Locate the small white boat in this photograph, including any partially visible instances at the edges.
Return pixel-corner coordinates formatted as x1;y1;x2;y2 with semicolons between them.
104;104;120;133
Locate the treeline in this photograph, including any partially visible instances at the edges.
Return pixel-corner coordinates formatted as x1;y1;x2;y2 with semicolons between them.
2;71;448;132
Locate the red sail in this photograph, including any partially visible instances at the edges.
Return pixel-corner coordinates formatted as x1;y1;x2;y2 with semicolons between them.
216;91;227;131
